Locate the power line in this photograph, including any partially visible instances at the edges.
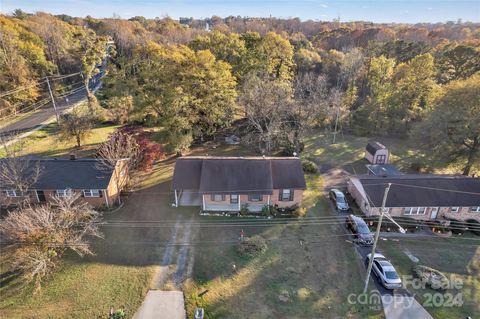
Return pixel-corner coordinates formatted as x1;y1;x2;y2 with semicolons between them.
94;217;480;232
0;72;82;99
0;80;47;98
3;232;479;249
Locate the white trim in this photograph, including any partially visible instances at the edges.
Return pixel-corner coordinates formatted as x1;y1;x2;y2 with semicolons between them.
174;190;178;207
5;189;19;197
238;194;241;210
451;207;459;213
104;189;109;207
34;190;40;202
404;207;426;215
202;195;205;210
83;189;100;197
56;189;70;197
471;206;480;213
267;194;270;206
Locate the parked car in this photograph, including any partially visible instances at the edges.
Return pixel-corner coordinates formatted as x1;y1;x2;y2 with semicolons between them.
346;214;374;245
329;188;349;211
366;253;402;289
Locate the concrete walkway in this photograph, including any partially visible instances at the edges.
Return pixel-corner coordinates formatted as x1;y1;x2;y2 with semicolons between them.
132;291;186;319
382;295;433;319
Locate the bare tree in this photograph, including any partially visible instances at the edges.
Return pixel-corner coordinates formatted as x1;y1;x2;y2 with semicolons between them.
58;108;93;147
286;73;331;152
0;192;102;292
96;131;137;204
0;135;42;197
239;74;293;154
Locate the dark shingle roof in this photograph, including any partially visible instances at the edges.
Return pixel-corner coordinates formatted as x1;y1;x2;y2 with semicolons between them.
172;157;306;194
358;175;480;207
366;141;386;155
271;159;307;189
0;158;114;190
366;164;402;176
171;158;203;190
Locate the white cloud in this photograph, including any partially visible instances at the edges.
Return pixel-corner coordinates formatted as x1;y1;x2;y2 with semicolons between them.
320;4;328;8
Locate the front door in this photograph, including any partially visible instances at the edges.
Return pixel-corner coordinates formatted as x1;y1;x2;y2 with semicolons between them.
36;190;46;203
431;207;438;219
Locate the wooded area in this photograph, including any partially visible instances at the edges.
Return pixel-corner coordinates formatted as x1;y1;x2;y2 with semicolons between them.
1;10;480;174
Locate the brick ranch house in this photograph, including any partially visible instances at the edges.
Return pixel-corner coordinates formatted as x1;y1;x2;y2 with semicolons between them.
172;156;307;212
0;158;128;208
348;175;480;222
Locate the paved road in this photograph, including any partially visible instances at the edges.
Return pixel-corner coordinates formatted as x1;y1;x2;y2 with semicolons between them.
0;71;104;139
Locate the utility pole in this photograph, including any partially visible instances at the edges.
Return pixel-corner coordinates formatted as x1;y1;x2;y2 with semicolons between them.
363;183;391;293
45;76;59;123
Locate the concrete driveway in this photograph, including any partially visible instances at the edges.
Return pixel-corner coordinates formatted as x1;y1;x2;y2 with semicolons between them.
133;291;186;319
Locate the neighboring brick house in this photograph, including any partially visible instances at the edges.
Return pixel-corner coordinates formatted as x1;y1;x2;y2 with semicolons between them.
172;156;307;212
0;157;128;208
348;175;480;222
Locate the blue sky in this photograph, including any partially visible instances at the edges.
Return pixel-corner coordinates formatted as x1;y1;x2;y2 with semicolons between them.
1;0;479;23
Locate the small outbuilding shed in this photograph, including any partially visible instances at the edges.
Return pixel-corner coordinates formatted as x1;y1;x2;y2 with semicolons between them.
365;142;389;164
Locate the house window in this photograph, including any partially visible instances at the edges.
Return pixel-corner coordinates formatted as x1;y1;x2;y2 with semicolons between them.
248;194;263;202
451;207;460;213
230;195;239;204
404;207;426;215
56;189;71;198
5;189;19;197
280;189;294;201
211;194;225;202
83;189;101;197
471;207;480;213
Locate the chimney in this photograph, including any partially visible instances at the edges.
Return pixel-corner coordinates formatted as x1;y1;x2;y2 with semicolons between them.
70;154;76;160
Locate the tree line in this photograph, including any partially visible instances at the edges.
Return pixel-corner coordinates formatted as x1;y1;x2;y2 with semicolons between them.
1;10;479;174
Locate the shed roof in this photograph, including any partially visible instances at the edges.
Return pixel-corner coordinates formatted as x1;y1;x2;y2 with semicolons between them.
356;175;480;207
366;164;402;176
172;157;306;194
0;158;115;190
366;141;386;155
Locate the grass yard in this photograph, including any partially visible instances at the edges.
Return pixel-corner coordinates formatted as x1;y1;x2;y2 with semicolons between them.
183;173;384;319
302;130;479;175
379;237;480;319
0;156;186;318
1;123;477;319
1;122;119;158
0;258;156;318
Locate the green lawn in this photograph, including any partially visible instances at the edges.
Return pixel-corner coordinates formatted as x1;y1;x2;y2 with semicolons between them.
379;237;480;319
1;122;120;158
0;257;155;319
1;125;476;319
183;174;384;319
0;157;178;319
302;130;479;175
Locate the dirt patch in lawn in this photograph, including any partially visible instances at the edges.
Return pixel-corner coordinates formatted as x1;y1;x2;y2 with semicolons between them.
183;175;383;319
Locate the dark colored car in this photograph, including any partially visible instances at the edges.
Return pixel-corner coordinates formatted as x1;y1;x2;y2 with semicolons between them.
345;214;373;245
